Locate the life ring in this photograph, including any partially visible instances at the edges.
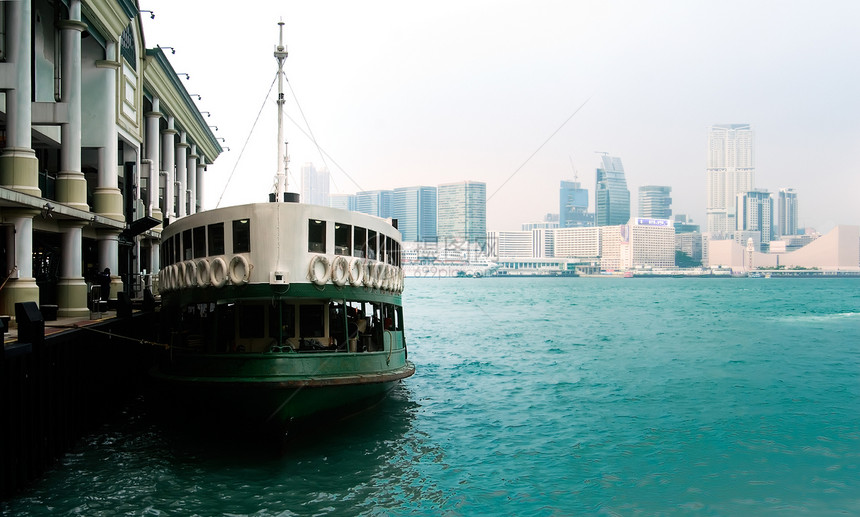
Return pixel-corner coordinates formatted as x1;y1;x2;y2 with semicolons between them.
196;259;211;287
229;255;251;286
157;268;167;292
362;260;374;288
183;260;197;288
382;264;393;291
348;257;364;286
331;256;349;287
308;254;331;286
372;261;385;289
168;265;177;291
210;257;228;288
174;263;185;289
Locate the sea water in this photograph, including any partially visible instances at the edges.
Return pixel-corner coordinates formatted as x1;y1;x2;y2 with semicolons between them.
3;278;859;516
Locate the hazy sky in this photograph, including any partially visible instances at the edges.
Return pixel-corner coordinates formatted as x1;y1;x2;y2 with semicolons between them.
142;0;859;233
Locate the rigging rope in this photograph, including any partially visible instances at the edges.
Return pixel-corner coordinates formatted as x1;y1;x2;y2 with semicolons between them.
487;95;592;202
45;323;169;349
216;72;279;208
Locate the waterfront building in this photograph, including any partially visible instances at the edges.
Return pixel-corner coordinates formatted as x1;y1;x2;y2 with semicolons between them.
675;232;704;262
552;227;601;260
706;124;754;237
736;189;773;250
437;181;487;246
778;188;799;237
600;219;675;270
354;190;393;218
595;156;630;227
708;225;859;272
522;213;559;231
559;181;593;227
673;214;700;234
638;186;672;220
0;3;221;318
392;186;437;243
300;163;330;207
329;194;355;211
491;230;550;259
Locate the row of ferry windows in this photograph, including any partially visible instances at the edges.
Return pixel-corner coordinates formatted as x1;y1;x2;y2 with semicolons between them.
308;220;401;266
162;219;400;267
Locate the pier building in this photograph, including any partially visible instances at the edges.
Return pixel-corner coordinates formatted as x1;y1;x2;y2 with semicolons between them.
0;1;221;320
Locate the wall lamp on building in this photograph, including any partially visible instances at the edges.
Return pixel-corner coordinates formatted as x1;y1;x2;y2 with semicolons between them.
209;125;218;131
200;111;211;117
140;10;155;19
177;73;190;80
190;94;202;100
158;45;175;54
41;203;55;219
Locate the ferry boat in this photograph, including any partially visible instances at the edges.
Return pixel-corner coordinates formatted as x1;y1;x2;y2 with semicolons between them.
150;23;414;431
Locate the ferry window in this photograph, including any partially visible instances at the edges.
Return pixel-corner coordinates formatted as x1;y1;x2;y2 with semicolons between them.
163;237;171;265
182;229;193;260
238;304;265;338
384;236;393;264
353;227;366;258
208;223;225;256
334;223;351;256
308;219;326;253
193;226;206;258
368;230;377;260
395;241;401;267
174;235;181;263
233;219;251;253
299;304;324;338
269;303;295;340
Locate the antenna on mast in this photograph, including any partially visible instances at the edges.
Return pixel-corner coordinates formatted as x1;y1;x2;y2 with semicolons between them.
274;20;289;201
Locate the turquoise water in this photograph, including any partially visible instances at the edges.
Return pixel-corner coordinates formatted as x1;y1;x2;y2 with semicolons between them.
3;278;859;516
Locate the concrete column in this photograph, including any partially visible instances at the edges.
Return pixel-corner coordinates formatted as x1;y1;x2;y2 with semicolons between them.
187;145;198;215
93;42;123;221
176;132;189;218
0;0;40;197
56;223;88;317
145;98;163;222
0;211;40;318
161;117;177;221
196;160;206;212
97;231;120;302
55;0;88;210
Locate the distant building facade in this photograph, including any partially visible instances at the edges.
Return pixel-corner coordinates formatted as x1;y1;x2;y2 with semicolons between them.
706;124;754;236
392;186;437;242
354;190;393;218
300;163;330;206
437;181;487;246
329;194;355;211
595;155;630;227
638;185;672;219
736;189;773;249
778;188;798;237
559;181;593;227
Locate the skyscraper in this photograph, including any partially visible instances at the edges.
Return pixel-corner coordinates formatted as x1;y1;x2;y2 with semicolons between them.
437;181;486;246
354;190;393;218
778;188;798;237
300;163;330;206
638;185;672;219
595;155;630;227
559;181;593;227
736;189;773;248
706;124;754;236
392;186;437;242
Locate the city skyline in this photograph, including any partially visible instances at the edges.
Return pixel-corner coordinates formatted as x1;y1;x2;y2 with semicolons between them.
141;1;859;233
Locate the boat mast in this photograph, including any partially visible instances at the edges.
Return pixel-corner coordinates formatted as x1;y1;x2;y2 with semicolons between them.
274;21;289;200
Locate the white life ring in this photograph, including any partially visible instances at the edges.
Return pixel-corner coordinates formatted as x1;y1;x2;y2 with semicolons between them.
175;263;186;289
382;264;392;291
362;260;374;287
229;255;251;286
184;260;197;288
158;268;167;292
348;257;364;286
168;265;177;291
210;257;228;288
331;256;349;287
400;268;406;292
372;261;385;289
308;254;331;286
196;259;211;287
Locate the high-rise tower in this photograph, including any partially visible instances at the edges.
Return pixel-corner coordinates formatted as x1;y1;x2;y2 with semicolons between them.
778;188;798;237
437;181;486;246
706;124;754;237
736;189;773;248
393;186;437;242
595;155;630;227
300;163;330;207
559;181;592;227
638;185;672;219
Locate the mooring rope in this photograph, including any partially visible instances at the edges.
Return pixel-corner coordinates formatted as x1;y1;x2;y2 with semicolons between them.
43;323;169;349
